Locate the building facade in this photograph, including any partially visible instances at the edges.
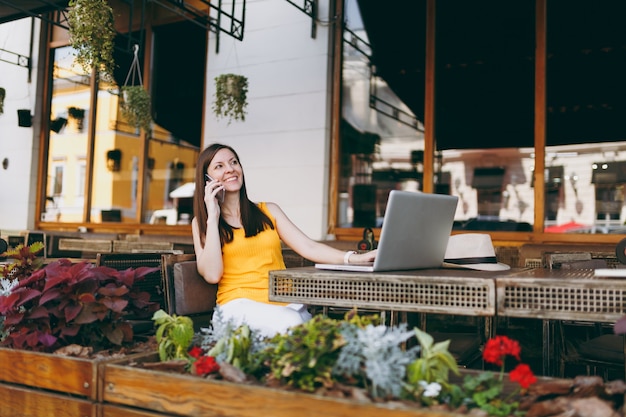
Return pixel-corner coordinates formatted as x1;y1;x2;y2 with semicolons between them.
0;0;625;246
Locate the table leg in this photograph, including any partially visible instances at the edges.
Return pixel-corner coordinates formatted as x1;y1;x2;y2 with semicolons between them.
623;334;626;381
542;319;555;376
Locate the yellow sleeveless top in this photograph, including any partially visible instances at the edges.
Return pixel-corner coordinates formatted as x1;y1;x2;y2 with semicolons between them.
217;202;287;306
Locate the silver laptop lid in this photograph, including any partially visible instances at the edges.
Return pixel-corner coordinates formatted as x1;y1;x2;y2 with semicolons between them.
371;190;458;271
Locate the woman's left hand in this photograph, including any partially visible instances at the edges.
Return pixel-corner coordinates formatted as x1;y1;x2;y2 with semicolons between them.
350;249;377;264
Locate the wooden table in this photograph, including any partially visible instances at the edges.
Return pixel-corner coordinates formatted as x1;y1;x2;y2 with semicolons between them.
496;268;626;377
269;266;500;341
270;267;626;378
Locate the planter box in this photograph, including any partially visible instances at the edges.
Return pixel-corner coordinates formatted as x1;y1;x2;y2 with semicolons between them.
102;404;178;417
0;346;153;400
103;354;463;417
0;382;97;417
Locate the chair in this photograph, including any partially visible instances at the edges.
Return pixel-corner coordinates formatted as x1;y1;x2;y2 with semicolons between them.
96;252;166;311
162;254;217;329
161;253;196;313
550;257;626;380
96;252;168;334
559;322;625;380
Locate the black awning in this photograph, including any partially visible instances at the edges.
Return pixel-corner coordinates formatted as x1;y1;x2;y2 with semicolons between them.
355;0;626;150
0;1;69;25
591;161;626;184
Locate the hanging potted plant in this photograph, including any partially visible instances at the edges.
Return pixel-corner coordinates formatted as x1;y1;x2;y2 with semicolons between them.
67;0;116;81
120;44;152;133
0;87;5;115
121;86;152;133
212;74;248;124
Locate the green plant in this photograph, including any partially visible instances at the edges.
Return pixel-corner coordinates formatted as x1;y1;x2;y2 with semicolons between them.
259;314;345;391
207;323;254;371
0;259;159;352
121;86;152;132
0;242;45;343
67;0;116;81
153;309;195;362
0;87;5;114
333;321;417;398
212;73;248;124
405;327;460;389
0;242;45;281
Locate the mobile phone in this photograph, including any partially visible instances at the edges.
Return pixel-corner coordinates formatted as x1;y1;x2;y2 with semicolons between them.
205;174;225;202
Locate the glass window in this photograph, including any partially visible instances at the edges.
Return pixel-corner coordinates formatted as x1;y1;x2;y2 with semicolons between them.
44;46;90;223
340;1;537;233
544;0;626;234
42;20;205;226
53;165;63;196
340;0;426;228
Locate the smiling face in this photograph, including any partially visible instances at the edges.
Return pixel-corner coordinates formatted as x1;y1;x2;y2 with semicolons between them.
207;147;243;192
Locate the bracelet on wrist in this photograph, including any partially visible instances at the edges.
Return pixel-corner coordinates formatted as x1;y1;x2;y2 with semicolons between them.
344;250;357;264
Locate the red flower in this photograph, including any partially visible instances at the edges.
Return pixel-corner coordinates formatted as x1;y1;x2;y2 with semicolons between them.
193;355;220;376
509;363;536;389
482;335;521;366
188;346;203;359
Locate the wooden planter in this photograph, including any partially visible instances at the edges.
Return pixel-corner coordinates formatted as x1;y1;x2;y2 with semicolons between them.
0;346;155;400
0;383;97;417
0;347;103;399
101;403;178;417
103;353;463;417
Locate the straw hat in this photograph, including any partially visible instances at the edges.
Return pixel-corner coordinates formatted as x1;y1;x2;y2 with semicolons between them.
443;233;510;271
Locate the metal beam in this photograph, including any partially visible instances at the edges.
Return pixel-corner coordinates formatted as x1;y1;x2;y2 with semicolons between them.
285;0;317;38
0;46;30;68
148;0;246;53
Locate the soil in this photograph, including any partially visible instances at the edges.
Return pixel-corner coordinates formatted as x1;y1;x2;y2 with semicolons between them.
52;336;158;360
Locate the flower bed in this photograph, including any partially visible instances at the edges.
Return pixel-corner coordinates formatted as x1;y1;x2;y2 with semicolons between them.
0;245;163;415
103;352;463;417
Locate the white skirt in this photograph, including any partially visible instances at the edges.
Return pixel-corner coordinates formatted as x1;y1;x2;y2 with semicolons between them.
218;298;312;338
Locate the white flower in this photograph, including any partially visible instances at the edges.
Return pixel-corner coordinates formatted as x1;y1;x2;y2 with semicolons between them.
419;380;442;398
0;278;18;296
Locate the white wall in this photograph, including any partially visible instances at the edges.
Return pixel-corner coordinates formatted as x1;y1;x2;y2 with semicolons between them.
0;18;41;234
204;0;334;240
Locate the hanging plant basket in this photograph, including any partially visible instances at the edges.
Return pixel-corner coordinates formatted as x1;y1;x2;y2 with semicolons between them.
121;86;152;132
119;44;152;133
0;87;5;115
67;0;116;81
213;74;248;124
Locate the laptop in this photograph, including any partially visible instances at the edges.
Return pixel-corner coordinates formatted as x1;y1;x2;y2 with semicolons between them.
315;190;459;272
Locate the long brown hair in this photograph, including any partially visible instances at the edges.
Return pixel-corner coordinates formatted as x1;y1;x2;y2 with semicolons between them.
193;143;274;247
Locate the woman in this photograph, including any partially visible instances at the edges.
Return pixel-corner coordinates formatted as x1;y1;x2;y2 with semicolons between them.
192;143;376;337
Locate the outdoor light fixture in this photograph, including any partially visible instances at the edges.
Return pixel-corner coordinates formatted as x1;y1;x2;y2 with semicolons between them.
17;109;32;127
106;149;122;172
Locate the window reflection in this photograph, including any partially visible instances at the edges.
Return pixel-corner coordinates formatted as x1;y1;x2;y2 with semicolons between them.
146;140;197;225
44;46;91;223
544;1;626;234
441;148;534;232
43;44;200;225
340;0;425;228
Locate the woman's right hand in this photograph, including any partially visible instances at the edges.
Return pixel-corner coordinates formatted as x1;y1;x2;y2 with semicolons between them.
204;178;224;220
